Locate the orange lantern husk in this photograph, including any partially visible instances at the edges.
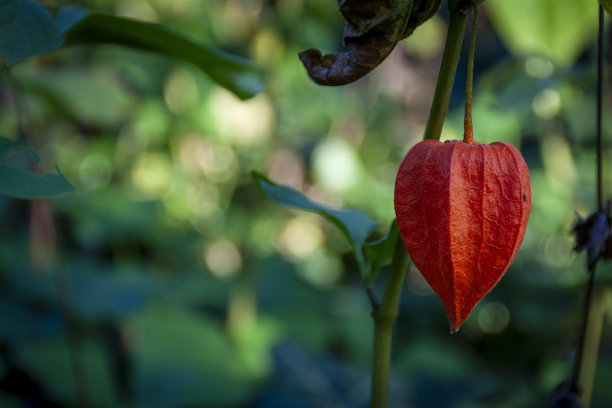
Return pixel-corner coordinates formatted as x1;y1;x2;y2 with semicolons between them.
394;139;531;332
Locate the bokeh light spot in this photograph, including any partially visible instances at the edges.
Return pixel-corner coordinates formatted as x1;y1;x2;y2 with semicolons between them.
164;68;199;114
204;239;242;279
478;302;510;334
78;153;112;190
187;181;220;220
251;29;285;67
278;216;324;260
266;149;304;190
131;152;172;198
209;90;274;146
312;138;361;193
297;250;342;288
525;56;554;79
532;89;561;119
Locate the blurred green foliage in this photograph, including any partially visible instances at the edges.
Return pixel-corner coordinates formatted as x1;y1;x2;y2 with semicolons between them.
1;1;612;407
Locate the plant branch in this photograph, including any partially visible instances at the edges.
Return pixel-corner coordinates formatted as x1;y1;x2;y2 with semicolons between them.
423;0;470;141
368;3;471;406
370;237;409;408
366;285;380;317
570;263;597;396
569;5;606;404
597;4;605;212
9;70;91;408
463;5;479;144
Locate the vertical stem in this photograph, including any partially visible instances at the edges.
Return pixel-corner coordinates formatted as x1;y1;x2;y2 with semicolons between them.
370;238;409;408
577;287;612;407
570;6;605;405
597;5;604;211
369;2;471;406
463;6;479;144
9;71;91;408
570;265;597;395
424;1;470;141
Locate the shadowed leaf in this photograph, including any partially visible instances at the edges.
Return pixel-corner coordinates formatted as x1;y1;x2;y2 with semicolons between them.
0;136;74;199
0;0;64;65
573;203;612;272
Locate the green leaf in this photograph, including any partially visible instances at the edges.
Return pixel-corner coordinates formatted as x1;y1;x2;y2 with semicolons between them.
252;171;377;267
0;135;38;162
14;337;118;407
486;0;597;65
364;221;399;283
601;0;612;15
59;7;263;100
0;0;64;65
130;303;265;407
14;67;134;126
0;136;74;199
0;166;75;199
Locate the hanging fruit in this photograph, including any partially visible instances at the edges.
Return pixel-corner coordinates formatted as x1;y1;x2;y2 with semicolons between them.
394;5;531;332
394;139;530;332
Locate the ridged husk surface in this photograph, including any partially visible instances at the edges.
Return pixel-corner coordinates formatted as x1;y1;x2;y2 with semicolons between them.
394;139;531;332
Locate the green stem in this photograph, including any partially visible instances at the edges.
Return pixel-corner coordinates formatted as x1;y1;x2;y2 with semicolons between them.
463;6;479;144
424;1;470;141
577;286;612;407
370;237;410;408
368;2;480;405
368;3;471;406
571;6;606;406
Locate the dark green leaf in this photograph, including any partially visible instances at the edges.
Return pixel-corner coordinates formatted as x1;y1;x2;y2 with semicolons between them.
131;304;265;407
252;171;377;267
298;0;441;85
0;135;39;162
0;136;74;199
59;8;263;100
364;221;399;283
14;337;118;406
601;0;612;15
0;166;74;199
54;5;89;33
0;0;64;65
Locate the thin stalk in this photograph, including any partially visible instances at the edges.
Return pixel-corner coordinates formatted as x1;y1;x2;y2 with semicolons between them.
576;287;612;407
8;71;90;408
424;1;470;141
368;2;471;406
597;4;604;211
570;5;606;404
570;265;597;395
463;6;479;144
370;237;410;408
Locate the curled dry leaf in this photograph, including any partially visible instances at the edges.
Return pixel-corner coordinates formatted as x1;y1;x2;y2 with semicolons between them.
299;0;441;86
573;201;612;272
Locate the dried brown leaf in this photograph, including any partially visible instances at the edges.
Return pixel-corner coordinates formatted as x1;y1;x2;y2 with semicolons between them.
299;0;441;86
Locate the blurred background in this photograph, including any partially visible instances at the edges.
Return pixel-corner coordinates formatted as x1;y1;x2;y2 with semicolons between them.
1;0;612;407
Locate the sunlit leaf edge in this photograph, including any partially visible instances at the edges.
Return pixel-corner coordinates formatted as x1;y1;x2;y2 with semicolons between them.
251;171;377;268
